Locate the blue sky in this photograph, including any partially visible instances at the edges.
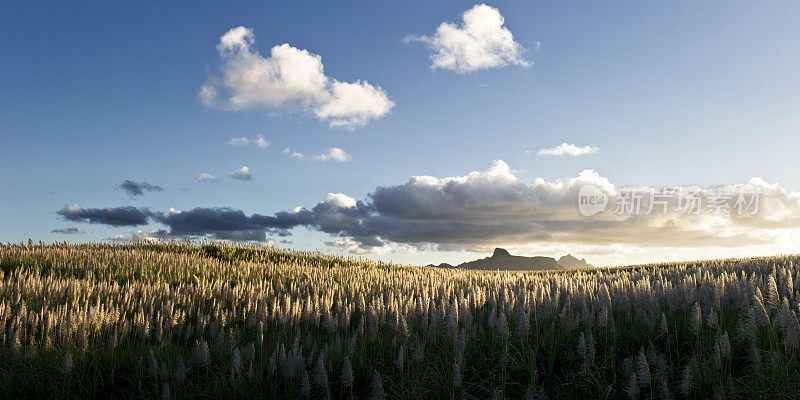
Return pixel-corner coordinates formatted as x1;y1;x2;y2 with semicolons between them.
2;0;800;266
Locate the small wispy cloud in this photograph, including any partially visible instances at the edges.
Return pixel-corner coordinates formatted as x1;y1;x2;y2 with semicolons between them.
314;147;352;162
284;147;352;162
283;148;305;159
228;134;271;149
229;166;253;181
537;143;598;157
118;180;163;196
196;173;218;183
51;227;85;235
110;229;170;243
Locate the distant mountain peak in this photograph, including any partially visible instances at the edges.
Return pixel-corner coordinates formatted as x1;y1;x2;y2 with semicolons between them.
559;254;579;262
455;248;559;271
428;249;595;271
425;262;453;269
492;248;511;257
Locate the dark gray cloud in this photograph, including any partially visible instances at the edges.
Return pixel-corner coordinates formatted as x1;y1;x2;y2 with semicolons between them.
51;227;85;235
58;204;149;227
118;180;163;196
153;208;270;241
144;195;372;243
56;204;273;242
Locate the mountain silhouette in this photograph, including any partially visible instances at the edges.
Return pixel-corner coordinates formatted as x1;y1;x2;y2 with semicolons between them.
454;248;560;271
425;263;454;268
429;248;595;271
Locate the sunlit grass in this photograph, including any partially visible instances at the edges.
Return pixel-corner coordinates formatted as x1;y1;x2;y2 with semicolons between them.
0;241;798;399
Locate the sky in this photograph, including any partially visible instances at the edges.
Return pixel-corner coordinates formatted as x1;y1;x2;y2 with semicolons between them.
2;0;800;267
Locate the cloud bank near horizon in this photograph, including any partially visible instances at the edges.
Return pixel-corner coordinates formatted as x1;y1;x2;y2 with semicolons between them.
56;161;800;262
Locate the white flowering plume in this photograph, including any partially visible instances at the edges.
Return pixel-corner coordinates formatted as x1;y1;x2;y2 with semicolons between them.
0;241;798;397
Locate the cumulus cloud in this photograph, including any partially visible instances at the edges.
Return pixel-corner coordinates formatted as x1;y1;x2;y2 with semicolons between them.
51;227;85;235
197;173;218;183
228;134;271;148
537;143;599;157
57;161;800;261
405;4;531;73
324;192;358;208
229;166;252;181
118;180;163;196
200;27;394;129
211;161;800;256
58;204;149;227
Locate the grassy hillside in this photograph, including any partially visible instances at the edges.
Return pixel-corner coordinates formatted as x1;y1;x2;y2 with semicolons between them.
0;241;798;399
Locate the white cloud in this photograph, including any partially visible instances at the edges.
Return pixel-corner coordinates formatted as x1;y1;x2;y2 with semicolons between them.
110;230;169;243
228;134;271;148
229;166;253;181
284;147;352;162
537;143;599;157
228;137;249;147
324;236;422;256
283;148;305;159
325;192;357;208
314;147;352;162
314;80;395;128
406;4;531;73
200;27;394;129
63;203;82;214
196;173;218;183
253;135;271;148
